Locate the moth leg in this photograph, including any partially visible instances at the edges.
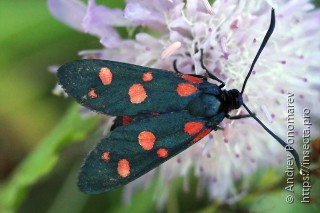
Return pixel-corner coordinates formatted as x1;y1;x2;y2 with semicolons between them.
216;125;224;131
200;49;225;88
173;59;207;79
226;114;255;120
173;59;181;73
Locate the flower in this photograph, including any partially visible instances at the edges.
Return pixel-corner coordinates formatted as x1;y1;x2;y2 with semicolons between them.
49;0;320;203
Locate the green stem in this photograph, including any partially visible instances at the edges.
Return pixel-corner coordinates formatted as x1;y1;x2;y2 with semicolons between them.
0;104;100;213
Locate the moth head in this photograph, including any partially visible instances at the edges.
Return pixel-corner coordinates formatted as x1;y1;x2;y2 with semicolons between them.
226;89;243;111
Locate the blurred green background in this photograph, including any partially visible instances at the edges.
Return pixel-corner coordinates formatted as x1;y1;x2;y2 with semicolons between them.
0;1;319;213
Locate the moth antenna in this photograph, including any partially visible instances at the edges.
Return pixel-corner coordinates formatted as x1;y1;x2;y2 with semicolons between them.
242;103;302;173
241;8;275;95
240;9;301;173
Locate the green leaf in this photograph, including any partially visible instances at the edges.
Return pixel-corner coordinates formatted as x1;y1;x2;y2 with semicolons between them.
247;179;320;213
110;182;157;213
0;104;100;213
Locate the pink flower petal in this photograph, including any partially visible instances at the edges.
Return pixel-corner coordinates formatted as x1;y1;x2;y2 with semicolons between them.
100;36;135;49
48;0;86;32
82;0;129;37
150;0;182;11
135;33;161;46
124;3;168;33
186;0;212;16
169;17;192;37
170;2;186;19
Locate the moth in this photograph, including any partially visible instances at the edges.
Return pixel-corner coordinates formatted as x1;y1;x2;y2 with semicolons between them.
57;9;300;194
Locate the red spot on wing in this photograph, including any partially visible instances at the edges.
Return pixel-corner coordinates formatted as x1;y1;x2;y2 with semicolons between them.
128;84;148;104
142;71;153;82
184;122;205;135
181;75;203;84
122;116;133;125
117;159;130;178
157;148;168;158
192;129;212;143
88;88;98;98
101;152;110;162
99;67;113;85
176;83;198;96
138;131;156;150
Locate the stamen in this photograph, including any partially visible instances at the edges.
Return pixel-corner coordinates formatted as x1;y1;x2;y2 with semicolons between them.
201;134;214;156
265;0;279;9
161;41;181;59
223;124;231;139
201;0;214;15
260;105;273;123
220;36;228;53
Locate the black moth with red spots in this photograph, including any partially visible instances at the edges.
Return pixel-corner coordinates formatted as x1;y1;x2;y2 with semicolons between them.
57;9;301;194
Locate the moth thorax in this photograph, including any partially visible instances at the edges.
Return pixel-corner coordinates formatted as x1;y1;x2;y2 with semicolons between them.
224;89;243;112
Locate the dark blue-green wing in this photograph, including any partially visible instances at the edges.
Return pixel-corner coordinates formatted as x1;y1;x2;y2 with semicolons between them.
58;59;204;116
78;111;212;193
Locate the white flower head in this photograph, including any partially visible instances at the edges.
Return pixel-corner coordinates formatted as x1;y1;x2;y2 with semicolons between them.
49;0;320;203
